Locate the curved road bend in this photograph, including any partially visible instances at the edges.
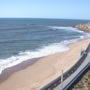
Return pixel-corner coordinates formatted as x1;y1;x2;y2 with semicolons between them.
54;52;90;90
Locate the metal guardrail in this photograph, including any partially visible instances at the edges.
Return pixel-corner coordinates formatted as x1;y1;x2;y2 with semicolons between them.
63;62;90;90
40;43;90;90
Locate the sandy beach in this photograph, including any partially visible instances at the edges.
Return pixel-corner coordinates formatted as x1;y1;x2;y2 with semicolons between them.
0;38;90;90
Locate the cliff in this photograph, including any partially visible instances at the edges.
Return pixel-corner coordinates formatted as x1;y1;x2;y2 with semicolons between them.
74;23;90;32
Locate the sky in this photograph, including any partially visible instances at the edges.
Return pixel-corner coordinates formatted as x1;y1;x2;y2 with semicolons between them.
0;0;90;19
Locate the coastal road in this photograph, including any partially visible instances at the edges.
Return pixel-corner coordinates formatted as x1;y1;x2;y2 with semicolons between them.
54;52;90;90
39;43;90;90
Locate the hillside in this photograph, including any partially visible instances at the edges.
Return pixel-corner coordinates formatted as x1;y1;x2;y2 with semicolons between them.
73;69;90;90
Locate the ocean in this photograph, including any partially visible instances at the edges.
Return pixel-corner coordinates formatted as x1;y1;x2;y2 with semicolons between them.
0;18;90;74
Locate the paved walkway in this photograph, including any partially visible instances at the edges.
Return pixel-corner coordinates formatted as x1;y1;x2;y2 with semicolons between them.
54;52;90;90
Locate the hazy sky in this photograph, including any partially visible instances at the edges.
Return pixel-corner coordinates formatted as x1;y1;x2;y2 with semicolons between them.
0;0;90;19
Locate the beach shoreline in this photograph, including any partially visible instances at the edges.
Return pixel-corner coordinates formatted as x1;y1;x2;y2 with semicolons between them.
0;58;41;84
0;38;88;82
0;38;90;90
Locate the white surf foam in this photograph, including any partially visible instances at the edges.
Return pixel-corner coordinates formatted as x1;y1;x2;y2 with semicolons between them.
0;42;70;74
0;26;90;75
48;26;90;38
48;26;84;33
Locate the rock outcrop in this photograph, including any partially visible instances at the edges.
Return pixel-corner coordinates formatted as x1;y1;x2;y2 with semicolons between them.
74;23;90;32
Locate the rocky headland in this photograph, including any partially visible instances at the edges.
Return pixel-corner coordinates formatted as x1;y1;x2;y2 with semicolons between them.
74;23;90;32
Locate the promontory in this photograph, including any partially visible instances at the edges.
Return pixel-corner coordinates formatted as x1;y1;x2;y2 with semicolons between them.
74;23;90;32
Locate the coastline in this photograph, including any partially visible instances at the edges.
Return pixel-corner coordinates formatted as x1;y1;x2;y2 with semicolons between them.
74;23;90;32
0;58;41;83
0;38;90;90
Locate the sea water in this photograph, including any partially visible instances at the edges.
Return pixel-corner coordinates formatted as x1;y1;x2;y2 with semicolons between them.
0;18;90;74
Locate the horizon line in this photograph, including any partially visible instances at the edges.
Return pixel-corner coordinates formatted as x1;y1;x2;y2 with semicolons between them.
0;17;90;20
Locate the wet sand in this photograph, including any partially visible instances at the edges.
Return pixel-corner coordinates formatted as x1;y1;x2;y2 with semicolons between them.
0;38;90;90
0;58;41;83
